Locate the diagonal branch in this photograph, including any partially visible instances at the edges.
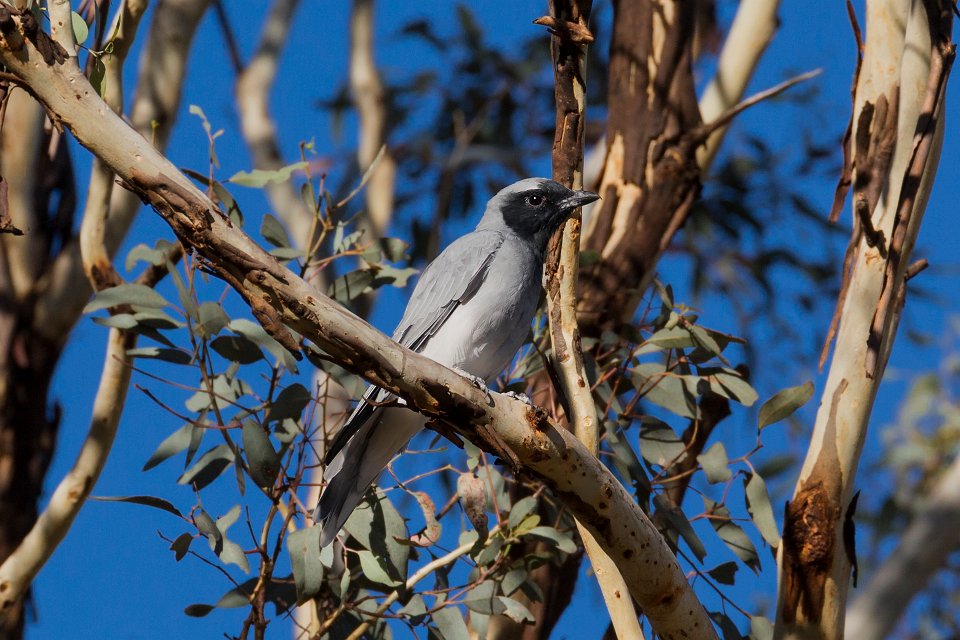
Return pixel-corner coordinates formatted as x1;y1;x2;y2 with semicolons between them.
0;16;717;639
542;1;643;639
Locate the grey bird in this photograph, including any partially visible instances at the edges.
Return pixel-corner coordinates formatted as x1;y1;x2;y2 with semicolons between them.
314;178;599;546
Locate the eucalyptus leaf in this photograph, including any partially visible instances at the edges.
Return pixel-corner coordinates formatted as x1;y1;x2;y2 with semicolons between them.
706;561;738;585
698;442;732;484
143;423;194;471
178;444;234;490
638;420;687;468
91;495;182;518
126;346;192;365
229;161;308;187
287;526;325;604
744;472;780;547
85;284;170;313
357;549;402;587
652;494;706;561
211;335;263;364
265;383;311;424
758;381;814;430
170;532;193;561
241;420;280;488
261;213;292;248
432;606;470;640
704;498;760;572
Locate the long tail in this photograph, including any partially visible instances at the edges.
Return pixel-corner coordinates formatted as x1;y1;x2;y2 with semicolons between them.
314;406;424;547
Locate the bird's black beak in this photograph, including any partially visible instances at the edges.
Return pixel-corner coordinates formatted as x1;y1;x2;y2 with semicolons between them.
558;189;600;213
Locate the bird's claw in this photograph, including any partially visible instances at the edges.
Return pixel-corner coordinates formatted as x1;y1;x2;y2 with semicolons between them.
452;367;493;404
452;367;488;390
504;390;533;406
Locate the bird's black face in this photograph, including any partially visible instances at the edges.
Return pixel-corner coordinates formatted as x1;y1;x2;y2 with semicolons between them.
497;179;600;250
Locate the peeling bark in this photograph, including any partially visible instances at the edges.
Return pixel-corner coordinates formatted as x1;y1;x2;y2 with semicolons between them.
775;1;953;637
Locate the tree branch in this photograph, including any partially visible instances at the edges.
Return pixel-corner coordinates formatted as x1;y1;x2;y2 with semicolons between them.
0;327;135;621
542;2;642;639
775;1;953;636
33;0;214;342
0;16;716;638
696;0;781;170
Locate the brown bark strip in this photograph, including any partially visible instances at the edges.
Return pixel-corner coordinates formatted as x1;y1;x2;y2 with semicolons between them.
578;0;701;333
828;0;865;224
865;18;954;379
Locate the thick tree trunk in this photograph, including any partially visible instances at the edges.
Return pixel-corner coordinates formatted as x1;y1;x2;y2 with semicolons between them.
775;1;953;637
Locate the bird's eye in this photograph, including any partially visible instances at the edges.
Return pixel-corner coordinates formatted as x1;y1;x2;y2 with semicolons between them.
526;194;544;207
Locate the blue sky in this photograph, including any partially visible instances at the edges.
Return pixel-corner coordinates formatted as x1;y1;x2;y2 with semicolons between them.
24;1;960;638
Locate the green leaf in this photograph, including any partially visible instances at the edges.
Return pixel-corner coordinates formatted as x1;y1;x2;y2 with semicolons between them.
89;56;106;96
371;265;418;289
689;324;725;358
126;346;192;365
744;472;780;547
604;420;651;501
710;611;743;640
125;241;175;271
432;606;470;640
398;593;428;622
84;284;170;313
632;363;699;419
653;494;706;561
698;442;732;484
71;11;88;45
264;383;311;424
213;505;250;573
166;260;199;320
143;423;195;471
638;419;687;468
194;509;221;552
260;213;291;248
92;313;138;330
758;381;814;430
642;326;697;351
526;526;577;554
508;496;538;531
498;596;535;624
170;532;193;561
343;489;409;583
380;237;410;262
91;495;182;518
287;527;325;604
706;561;738;585
178;444;234;490
702;367;759;407
704;498;760;572
501;568;526;596
329;269;375;303
197;302;230;338
357;549;402;587
242;420;280;488
228;162;308;188
228;319;298;372
184;604;215;617
211;334;263;364
463;581;500;614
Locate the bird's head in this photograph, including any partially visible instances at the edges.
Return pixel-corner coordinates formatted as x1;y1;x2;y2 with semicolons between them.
478;178;600;253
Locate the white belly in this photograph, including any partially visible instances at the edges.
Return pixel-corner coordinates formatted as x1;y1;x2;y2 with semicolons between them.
418;244;541;382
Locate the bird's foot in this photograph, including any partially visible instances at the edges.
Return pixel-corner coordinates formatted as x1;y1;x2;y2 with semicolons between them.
451;367;488;390
451;367;493;404
504;390;533;406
